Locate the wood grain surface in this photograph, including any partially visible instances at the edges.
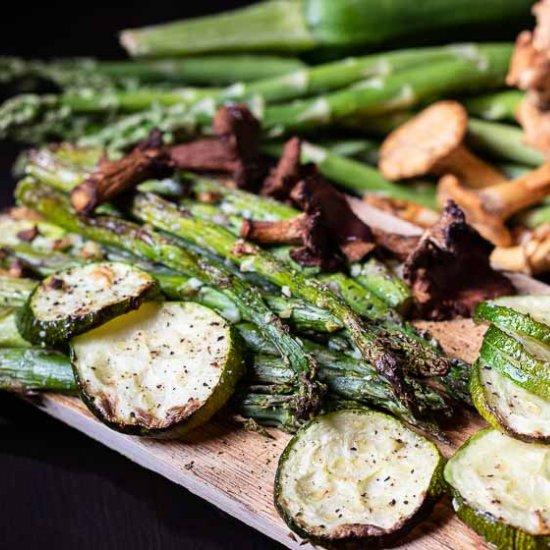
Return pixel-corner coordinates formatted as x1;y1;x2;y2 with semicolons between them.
25;273;548;550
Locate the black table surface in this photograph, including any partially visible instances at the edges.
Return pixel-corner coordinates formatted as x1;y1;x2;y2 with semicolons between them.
0;3;282;548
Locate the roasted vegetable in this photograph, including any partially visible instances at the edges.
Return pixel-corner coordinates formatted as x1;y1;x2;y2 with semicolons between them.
17;262;159;347
445;429;550;550
70;301;244;437
275;409;444;546
470;359;550;443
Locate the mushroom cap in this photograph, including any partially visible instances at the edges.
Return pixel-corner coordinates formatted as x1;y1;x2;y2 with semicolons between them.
379;101;468;181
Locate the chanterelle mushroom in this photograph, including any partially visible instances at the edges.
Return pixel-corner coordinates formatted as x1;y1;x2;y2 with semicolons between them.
70;129;173;215
507;1;550;153
170;104;266;190
379;101;504;188
491;223;550;276
437;163;550;246
403;201;515;320
363;195;440;228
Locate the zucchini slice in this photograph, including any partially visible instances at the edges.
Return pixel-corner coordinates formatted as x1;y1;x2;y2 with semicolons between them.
445;429;550;550
17;262;158;347
475;296;550;351
479;326;550;402
275;409;444;546
471;360;550;444
70;301;244;437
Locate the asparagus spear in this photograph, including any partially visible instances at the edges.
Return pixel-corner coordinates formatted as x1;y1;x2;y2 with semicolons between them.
224;44;500;104
2;44;513;149
0;308;31;348
463;90;523;122
187;176;414;311
515;202;550;229
0;55;307;88
0;347;76;393
262;45;512;133
151;183;467;394
120;0;531;57
0;276;36;307
15;178;325;416
467;118;545;167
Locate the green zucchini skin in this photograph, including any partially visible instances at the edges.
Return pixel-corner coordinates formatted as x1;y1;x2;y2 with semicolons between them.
475;301;550;349
274;409;445;547
479;326;550;401
452;492;550;550
70;302;245;438
445;429;550;550
470;360;550;445
17;262;159;348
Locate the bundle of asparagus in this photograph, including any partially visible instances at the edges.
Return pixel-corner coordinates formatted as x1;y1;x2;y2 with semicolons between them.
2;104;496;437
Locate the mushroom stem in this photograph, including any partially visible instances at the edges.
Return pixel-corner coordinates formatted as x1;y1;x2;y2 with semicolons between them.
491;224;550;275
436;144;504;188
483;163;550;217
240;215;306;245
437;163;550;246
363;195;440;228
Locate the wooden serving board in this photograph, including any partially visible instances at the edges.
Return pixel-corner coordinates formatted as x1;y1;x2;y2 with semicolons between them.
24;271;550;549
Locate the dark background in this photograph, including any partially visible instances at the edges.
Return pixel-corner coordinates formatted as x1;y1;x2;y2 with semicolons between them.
0;2;282;549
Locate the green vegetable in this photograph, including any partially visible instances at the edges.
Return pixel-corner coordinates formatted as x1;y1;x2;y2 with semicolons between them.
0;55;308;88
464;90;523;121
262;45;512;133
130;190;423;404
479;325;550;402
475;295;550;351
275;409;445;546
70;301;244;436
470;359;550;444
468;119;544;167
445;428;550;550
0;347;76;393
17;262;159;347
120;0;530;57
0;308;30;348
16;178;325;415
0;276;37;308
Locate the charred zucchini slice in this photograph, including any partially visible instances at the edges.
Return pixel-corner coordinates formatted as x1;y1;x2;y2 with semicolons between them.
17;262;158;347
475;296;550;351
479;326;550;402
445;429;550;550
70;301;244;437
275;409;444;546
470;360;550;444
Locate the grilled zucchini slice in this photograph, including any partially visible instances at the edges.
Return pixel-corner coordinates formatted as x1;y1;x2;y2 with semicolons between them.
17;262;158;347
470;360;550;444
445;429;550;550
475;295;550;351
275;409;444;546
70;301;244;437
479;325;550;402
